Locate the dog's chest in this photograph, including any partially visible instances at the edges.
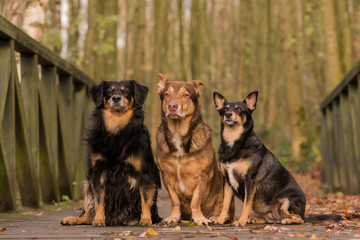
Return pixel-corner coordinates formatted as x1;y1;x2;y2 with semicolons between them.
221;160;251;191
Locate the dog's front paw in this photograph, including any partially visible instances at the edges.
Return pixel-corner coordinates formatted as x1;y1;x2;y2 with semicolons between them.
193;217;213;226
210;215;227;224
164;216;180;226
139;217;152;226
92;218;105;227
234;217;247;227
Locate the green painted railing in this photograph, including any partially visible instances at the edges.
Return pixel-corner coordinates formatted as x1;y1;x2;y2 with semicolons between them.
320;61;360;194
0;16;95;211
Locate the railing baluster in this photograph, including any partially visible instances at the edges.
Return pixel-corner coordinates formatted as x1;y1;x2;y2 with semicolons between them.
12;41;40;208
40;66;60;202
0;39;16;210
58;74;74;199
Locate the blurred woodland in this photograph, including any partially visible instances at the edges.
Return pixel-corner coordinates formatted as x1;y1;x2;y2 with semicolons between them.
1;0;359;172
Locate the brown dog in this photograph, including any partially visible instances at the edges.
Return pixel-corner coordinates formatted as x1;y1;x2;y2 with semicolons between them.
155;71;234;226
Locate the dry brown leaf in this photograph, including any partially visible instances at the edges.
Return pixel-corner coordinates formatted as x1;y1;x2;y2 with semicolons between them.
231;236;238;240
0;228;6;233
145;228;159;236
344;205;350;214
310;234;318;239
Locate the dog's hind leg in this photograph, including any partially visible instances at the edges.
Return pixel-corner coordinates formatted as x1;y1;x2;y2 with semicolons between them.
139;184;157;226
279;198;304;225
247;212;268;224
234;182;257;227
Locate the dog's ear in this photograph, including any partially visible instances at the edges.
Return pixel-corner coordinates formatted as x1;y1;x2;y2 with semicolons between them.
188;80;203;97
213;91;226;111
130;80;149;107
88;81;105;107
244;91;258;112
156;70;170;95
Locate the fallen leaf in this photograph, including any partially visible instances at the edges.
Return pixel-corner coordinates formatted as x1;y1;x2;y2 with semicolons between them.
231;236;238;240
354;234;360;237
145;228;159;236
139;232;147;237
23;211;36;215
180;220;196;226
296;233;307;238
310;234;318;239
0;228;6;233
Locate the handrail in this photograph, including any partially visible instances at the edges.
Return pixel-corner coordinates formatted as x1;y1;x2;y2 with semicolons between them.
0;16;95;86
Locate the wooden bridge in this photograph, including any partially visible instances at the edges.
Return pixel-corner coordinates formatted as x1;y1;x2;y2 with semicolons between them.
0;14;359;214
320;61;360;194
0;16;95;211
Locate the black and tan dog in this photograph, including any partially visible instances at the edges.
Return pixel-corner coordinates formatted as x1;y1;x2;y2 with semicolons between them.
213;91;341;226
61;80;161;226
156;71;234;226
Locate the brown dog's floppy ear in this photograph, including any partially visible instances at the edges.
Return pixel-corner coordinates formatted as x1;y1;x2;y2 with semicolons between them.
188;80;203;97
88;81;105;107
156;70;170;95
244;91;258;112
130;80;149;107
213;91;226;111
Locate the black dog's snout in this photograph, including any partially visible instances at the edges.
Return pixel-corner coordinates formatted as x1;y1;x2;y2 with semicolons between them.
225;112;233;118
112;95;121;103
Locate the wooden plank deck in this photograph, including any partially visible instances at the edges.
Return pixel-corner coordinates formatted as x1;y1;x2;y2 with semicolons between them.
0;189;356;240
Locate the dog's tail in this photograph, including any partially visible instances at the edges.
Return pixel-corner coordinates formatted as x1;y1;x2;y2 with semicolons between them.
303;214;342;223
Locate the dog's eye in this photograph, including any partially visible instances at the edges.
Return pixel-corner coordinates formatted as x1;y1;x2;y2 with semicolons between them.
183;93;189;97
164;92;170;97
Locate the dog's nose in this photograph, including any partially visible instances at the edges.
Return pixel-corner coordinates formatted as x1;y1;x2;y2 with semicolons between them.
225;112;233;118
168;103;178;111
112;95;121;103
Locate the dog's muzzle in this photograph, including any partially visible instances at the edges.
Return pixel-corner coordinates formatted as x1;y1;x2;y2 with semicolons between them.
224;111;238;126
166;103;185;119
110;95;127;111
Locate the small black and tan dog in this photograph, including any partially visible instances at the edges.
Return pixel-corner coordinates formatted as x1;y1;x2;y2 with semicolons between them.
212;91;341;226
61;80;161;226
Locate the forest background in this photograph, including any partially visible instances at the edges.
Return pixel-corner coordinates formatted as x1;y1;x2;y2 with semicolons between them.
1;0;359;173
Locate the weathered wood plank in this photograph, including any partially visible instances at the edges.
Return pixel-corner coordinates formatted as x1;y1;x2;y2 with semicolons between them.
72;84;86;200
58;75;74;198
40;66;59;200
323;107;335;192
12;46;40;208
332;100;343;192
321;108;330;191
346;81;360;194
0;134;14;210
339;92;352;193
0;16;95;86
22;54;58;204
0;39;16;210
20;54;40;193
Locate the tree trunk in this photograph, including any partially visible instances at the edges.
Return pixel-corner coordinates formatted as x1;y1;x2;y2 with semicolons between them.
282;0;307;158
321;0;343;93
